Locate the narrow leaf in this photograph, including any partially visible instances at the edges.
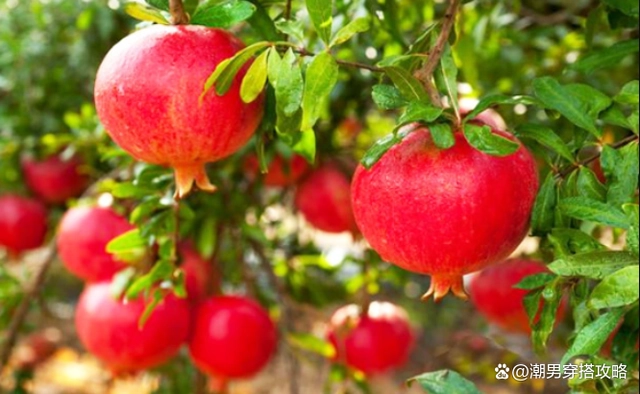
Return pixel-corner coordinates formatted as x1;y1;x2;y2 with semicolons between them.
398;101;443;125
240;48;268;103
301;52;339;130
122;1;170;24
434;43;459;117
615;80;639;104
371;84;408;110
623;204;639;255
559;197;629;228
576;167;606;201
287;332;335;358
531;172;557;235
428;123;456;150
191;0;256;28
462;123;520;156
306;0;333;45
515;272;556;290
329;17;370;47
106;229;146;254
589;265;640;309
382;66;430;102
560;308;626;365
463;94;539;122
360;129;410;169
515;123;575;162
548;250;638;279
407;370;481;394
274;19;305;42
572;39;639;74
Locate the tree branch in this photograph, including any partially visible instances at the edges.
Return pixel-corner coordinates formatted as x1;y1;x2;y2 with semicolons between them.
169;0;189;25
414;0;461;107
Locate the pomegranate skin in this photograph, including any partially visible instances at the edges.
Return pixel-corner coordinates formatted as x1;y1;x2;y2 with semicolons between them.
459;97;507;131
75;281;191;374
294;164;358;234
189;296;277;379
22;154;89;204
469;259;567;334
94;25;263;198
0;195;48;257
244;154;310;187
351;127;539;300
326;301;415;375
57;206;134;282
179;242;213;303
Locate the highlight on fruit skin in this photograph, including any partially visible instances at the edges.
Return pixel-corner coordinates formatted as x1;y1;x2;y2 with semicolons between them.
351;125;539;302
94;25;263;199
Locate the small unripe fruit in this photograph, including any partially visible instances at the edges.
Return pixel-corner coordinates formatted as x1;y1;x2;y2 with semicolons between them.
326;301;415;375
0;194;48;258
75;281;191;374
189;295;277;379
22;154;89;204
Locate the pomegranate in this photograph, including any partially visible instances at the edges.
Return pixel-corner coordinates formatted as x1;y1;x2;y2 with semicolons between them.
189;295;277;379
179;242;214;302
469;258;566;334
57;206;134;282
351;125;538;300
94;25;263;198
21;153;89;204
244;153;310;187
75;281;191;374
459;97;507;131
294;163;358;234
0;194;48;258
326;301;415;375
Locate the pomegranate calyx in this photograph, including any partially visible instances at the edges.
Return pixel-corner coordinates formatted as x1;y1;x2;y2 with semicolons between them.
173;164;216;199
421;275;468;302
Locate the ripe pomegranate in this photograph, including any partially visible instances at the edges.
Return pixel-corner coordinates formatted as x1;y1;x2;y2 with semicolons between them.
0;194;48;258
57;206;134;282
189;295;277;379
294;163;358;234
21;153;89;204
75;281;191;374
244;153;310;187
469;259;566;334
351;125;538;300
326;301;415;375
179;242;214;303
459;97;507;131
94;25;263;198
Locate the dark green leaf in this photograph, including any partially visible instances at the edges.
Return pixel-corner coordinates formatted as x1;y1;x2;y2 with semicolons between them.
532;279;564;354
434;43;458;117
548;250;638;279
306;0;333;45
515;272;556;290
382;66;430;102
329;17;370;47
462;94;539;123
139;288;167;328
301;52;338;130
462;123;520;156
428;123;456;150
572;39;639;74
523;288;543;326
287;332;335;358
147;0;169;12
623;204;639;255
589;265;639;309
560;308;626;365
604;142;639;206
559;197;628;228
275;107;302;137
122;1;170;25
564;84;612;120
407;370;481;394
629;110;639;135
191;0;256;28
532;77;600;136
126;258;174;299
547;228;606;258
515;123;575;162
240;48;268;103
360;129;410;169
602;0;639;17
615;80;639;105
202;41;271;97
531;173;558;235
398;101;443;125
371;84;408;110
246;0;280;41
577;167;606;201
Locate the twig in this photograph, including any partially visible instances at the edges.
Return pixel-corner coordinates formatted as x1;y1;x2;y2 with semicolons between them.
0;244;57;371
283;46;384;73
360;258;371;317
555;134;639;179
169;0;189;25
414;0;461;107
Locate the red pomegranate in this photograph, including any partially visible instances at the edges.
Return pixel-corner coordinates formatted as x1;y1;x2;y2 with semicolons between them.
326;301;415;375
351;125;539;301
294;164;358;234
21;153;89;204
57;206;134;282
0;194;48;258
189;295;277;380
244;153;310;187
469;259;566;334
75;281;191;374
179;242;214;302
94;25;263;198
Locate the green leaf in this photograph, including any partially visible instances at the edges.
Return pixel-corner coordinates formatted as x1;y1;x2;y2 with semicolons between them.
126;259;174;299
434;43;458;117
623;204;639;255
532;77;600;136
407;370;481;394
601;104;633;129
274;19;304;42
139;288;167;328
462;94;539;122
306;0;333;45
273;49;304;117
602;0;639;18
122;1;170;25
398;101;443;125
515;123;575;162
428;123;456;150
382;66;430;102
106;229;146;254
196;216;216;260
240;48;268;103
329;17;370;47
111;182;157;199
559;197;628;228
462;123;520;156
629;110;639;135
589;265;640;309
547;228;606;258
560;308;626;365
301;52;338;130
576;167;606;201
292;129;316;164
523;288;543;326
548;250;638;279
371;84;408;110
287;332;335;358
360;128;410;169
531;172;558;235
202;41;270;98
532;279;564;354
615;80;639;104
604;142;639;206
246;0;280;41
147;0;169;12
564;84;613;120
515;272;556;290
572;39;639;74
191;0;256;28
